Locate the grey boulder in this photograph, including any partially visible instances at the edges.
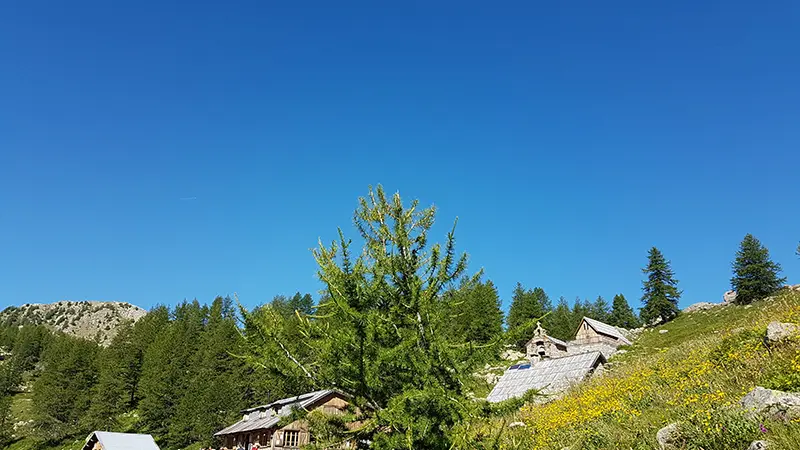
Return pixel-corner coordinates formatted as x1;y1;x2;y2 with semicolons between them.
740;387;800;422
766;321;798;343
656;422;680;449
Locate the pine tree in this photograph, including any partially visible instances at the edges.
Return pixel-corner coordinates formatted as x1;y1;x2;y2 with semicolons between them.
731;234;786;304
32;335;99;442
12;325;51;371
589;296;611;322
83;323;137;431
640;247;681;325
127;305;170;407
545;297;575;341
507;284;552;347
0;360;18;448
608;294;640;329
510;285;550;346
571;297;592;329
138;313;186;441
271;292;315;318
444;276;504;345
172;297;246;448
0;394;11;448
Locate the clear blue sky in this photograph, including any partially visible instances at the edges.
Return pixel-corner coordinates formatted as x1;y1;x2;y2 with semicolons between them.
2;1;799;313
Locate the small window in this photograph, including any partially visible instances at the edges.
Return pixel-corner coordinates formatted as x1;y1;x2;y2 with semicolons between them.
284;430;300;448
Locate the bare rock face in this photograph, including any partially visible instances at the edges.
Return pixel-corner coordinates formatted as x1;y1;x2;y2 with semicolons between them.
740;387;800;422
656;422;680;449
723;290;737;304
766;322;798;343
684;302;721;313
0;301;147;346
501;348;526;361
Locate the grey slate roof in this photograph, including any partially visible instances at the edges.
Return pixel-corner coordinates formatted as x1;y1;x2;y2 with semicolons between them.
82;431;160;450
486;351;605;403
582;317;632;345
215;389;340;436
546;335;568;348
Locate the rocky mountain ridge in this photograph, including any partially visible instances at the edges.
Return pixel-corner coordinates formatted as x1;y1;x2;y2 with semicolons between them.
0;300;148;345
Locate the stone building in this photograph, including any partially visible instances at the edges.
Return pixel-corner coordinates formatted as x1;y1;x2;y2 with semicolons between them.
525;322;568;361
215;389;352;449
487;317;632;403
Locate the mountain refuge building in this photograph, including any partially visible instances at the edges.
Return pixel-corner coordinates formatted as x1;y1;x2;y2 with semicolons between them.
488;317;632;403
215;389;351;449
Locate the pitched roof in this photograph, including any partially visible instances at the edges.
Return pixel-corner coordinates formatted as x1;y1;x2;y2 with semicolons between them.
486;351;605;403
582;317;632;345
215;389;342;436
525;334;568;349
82;431;160;450
546;335;568;348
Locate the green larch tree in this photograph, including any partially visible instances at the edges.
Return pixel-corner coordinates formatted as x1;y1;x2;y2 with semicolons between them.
243;185;481;449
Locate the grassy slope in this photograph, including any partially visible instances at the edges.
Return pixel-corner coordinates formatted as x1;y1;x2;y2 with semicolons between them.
6;396;141;450
469;290;800;450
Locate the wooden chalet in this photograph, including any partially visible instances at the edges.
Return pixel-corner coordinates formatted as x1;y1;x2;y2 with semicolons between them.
573;316;632;346
215;389;351;449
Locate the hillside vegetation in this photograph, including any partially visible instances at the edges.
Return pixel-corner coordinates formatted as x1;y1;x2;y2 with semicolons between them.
462;289;800;449
0;301;147;345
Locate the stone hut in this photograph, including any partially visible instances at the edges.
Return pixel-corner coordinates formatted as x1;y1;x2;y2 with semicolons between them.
525;322;568;361
487;317;633;403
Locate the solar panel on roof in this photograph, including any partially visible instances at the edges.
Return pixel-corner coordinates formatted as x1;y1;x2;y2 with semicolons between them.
486;351;605;403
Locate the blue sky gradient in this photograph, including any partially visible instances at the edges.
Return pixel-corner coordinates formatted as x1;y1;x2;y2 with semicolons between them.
2;1;799;312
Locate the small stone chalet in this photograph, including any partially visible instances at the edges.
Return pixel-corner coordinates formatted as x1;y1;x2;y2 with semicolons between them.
82;431;160;450
488;317;632;403
215;389;351;449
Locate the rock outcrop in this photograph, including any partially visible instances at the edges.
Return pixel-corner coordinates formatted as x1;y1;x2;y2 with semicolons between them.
766;321;798;343
684;302;721;313
656;422;680;449
0;300;147;346
501;348;526;361
740;387;800;422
